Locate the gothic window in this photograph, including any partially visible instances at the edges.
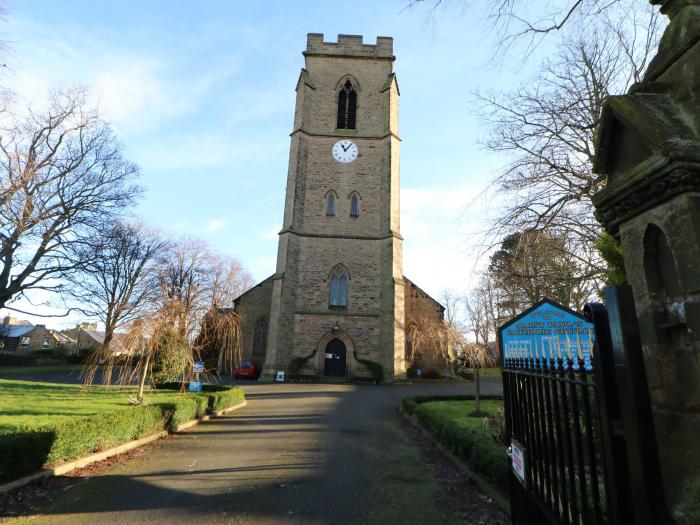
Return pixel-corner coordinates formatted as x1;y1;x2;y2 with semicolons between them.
326;192;336;216
329;265;349;307
253;318;268;356
337;80;357;130
349;193;359;217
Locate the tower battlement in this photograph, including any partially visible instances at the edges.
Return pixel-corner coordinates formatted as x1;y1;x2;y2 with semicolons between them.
304;33;394;59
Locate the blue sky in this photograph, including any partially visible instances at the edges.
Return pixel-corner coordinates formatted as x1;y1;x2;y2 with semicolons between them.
3;0;542;327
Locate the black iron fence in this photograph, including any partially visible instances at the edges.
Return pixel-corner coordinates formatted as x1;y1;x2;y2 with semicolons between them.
503;344;606;524
501;286;668;525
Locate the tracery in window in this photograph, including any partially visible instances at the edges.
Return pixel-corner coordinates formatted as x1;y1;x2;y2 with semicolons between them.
337;79;357;130
329;265;349;307
253;318;268;356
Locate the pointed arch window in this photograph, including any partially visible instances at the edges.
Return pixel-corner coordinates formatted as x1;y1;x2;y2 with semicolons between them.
326;192;336;216
329;265;349;307
349;193;359;217
337;80;357;130
253;318;268;356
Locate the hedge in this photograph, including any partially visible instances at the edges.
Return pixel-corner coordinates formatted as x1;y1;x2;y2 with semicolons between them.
0;385;244;483
401;395;509;496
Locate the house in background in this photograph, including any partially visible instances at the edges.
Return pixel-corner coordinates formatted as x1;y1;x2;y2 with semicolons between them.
62;323;132;355
0;316;70;354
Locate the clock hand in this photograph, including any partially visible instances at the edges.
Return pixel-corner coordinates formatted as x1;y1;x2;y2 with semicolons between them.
341;144;349;152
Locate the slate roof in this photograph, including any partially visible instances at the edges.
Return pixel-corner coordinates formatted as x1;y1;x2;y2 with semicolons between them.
4;325;35;338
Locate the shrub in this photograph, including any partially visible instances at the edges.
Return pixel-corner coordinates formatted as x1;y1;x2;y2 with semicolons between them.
353;351;383;383
28;349;56;357
402;395;508;495
206;385;245;412
0;353;38;367
0;384;245;483
151;330;190;385
0;404;165;483
158;396;208;431
484;407;507;445
65;348;92;364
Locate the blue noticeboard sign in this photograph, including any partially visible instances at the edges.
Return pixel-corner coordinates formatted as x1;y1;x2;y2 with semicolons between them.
188;381;202;393
499;299;595;370
194;361;204;373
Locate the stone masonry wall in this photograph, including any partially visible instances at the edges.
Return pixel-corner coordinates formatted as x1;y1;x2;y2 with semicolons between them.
263;33;403;380
234;276;274;362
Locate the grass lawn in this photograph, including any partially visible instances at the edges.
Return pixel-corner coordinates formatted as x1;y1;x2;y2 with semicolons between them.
0;379;244;482
0;379;205;431
408;398;509;495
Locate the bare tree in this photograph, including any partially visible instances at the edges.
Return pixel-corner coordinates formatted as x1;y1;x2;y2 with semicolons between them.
0;87;140;311
154;238;253;341
407;1;662;47
71;222;166;386
477;6;663;295
207;254;255;309
464;277;499;414
155;237;211;341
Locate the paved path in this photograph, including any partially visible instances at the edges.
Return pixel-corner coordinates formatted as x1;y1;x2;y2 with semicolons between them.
10;380;502;525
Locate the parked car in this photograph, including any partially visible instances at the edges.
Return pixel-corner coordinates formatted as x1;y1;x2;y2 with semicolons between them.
235;359;261;380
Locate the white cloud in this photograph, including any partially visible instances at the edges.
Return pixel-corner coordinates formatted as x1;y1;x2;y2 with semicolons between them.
9;16;241;135
400;185;492;298
206;219;225;232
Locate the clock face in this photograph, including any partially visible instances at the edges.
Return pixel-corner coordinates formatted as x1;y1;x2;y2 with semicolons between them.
332;140;358;164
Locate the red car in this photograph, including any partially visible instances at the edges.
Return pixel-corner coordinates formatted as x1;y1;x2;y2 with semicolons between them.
235;359;261;380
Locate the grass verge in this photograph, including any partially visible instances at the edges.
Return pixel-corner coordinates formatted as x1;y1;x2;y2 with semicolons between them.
0;379;244;483
401;395;508;497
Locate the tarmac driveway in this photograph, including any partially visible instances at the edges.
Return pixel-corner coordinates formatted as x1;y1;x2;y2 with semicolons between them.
8;380;503;525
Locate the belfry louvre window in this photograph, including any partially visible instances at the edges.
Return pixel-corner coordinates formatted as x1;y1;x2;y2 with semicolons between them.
337;80;357;130
329;265;349;307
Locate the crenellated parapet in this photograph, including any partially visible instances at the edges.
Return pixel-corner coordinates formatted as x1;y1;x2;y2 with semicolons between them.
304;33;394;60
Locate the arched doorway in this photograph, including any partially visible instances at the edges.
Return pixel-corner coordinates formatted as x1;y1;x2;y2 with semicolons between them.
323;338;347;377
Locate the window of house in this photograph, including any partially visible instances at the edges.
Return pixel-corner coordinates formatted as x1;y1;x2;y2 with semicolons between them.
329;265;349;307
336;80;357;130
20;337;30;349
350;194;359;217
326;193;335;216
42;338;50;348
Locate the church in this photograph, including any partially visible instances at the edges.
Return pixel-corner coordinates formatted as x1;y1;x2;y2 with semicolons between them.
234;34;448;381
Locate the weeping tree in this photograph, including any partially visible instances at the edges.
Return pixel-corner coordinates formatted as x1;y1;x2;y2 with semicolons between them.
96;300;244;404
405;316;454;375
79;233;251;402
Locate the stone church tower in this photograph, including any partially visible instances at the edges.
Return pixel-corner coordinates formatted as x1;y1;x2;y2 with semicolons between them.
235;34;447;382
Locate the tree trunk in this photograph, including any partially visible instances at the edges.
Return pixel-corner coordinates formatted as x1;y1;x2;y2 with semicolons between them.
475;368;481;413
137;351;151;403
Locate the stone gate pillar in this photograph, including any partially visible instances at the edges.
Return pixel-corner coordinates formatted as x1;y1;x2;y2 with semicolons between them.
592;1;700;521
